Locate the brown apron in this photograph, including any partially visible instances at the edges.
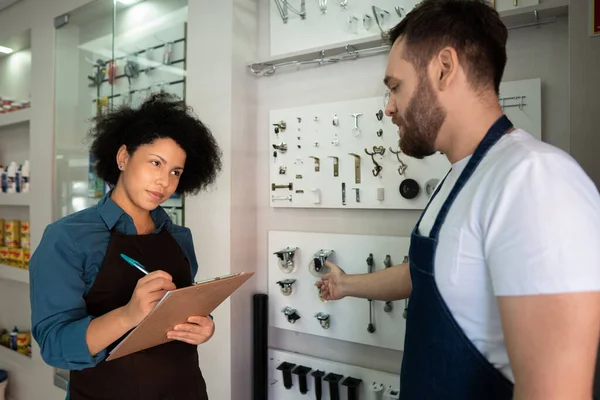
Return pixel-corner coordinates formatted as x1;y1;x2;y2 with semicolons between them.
69;228;209;400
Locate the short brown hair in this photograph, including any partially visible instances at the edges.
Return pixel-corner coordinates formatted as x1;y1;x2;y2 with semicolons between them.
388;0;508;94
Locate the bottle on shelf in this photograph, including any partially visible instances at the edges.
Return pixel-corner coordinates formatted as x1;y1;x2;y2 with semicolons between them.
5;163;16;194
19;160;29;193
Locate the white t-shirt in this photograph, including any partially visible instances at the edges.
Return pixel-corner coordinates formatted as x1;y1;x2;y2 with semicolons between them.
417;129;600;381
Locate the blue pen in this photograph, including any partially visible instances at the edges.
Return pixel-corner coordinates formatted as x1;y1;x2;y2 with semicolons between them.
120;253;149;275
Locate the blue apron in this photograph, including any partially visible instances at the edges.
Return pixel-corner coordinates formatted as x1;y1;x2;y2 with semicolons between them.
400;115;515;399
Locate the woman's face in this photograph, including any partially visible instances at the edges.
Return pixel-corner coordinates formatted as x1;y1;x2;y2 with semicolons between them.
117;138;186;211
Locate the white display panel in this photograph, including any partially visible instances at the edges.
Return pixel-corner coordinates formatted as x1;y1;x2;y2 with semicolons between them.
269;348;401;400
269;0;420;56
269;96;450;209
269;78;543;209
269;230;409;351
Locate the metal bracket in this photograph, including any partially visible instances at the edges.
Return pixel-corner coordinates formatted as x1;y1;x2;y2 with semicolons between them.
315;312;331;329
273;120;287;133
274;246;299;273
328;156;339;177
348;153;361;183
273;142;288;154
273;0;306;23
276;279;297;296
309;156;320;172
350;113;363;136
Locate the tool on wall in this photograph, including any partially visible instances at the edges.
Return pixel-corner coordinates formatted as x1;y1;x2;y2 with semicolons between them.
383;255;394;312
309;156;320;172
282;306;301;324
274;246;299;273
342;182;347;206
389;146;408;175
325;373;344;400
348;153;361;183
328;156;339;176
342;377;363;400
309;249;334;277
312;370;325;400
276;279;297;296
272;182;293;191
365;146;385;177
293;365;312;395
315;312;330;329
366;253;376;333
277;361;296;389
350;113;363;136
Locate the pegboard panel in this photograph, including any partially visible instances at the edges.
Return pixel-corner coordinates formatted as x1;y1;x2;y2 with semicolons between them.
269;0;420;56
269;348;401;400
269;230;409;351
269;96;450;209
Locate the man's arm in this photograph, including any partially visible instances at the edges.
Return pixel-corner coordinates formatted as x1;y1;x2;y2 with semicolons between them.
498;292;600;400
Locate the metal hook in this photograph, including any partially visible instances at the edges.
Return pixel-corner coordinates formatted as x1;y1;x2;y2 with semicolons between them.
372;6;390;34
390;146;408;175
365;146;385;177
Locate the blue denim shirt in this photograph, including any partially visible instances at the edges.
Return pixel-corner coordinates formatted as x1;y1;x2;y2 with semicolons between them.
29;192;199;372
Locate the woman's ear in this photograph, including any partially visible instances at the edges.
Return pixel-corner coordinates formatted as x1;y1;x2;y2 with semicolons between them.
116;145;130;170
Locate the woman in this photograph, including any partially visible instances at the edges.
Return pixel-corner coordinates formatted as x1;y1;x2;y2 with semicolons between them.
29;93;222;400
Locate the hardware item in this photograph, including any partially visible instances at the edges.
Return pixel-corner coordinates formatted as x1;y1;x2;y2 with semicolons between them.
309;249;334;277
273;121;287;133
282;306;301;324
312;370;326;400
317;285;328;302
348;153;361;183
276;279;297;296
324;373;344;400
311;188;321;204
274;246;299;273
273;151;278;163
295;190;304;194
399;179;420;199
366;253;376;333
389;147;408;175
314;141;319;147
297;117;302;123
272;195;293;202
384;386;400;400
365;146;385;177
163;42;173;65
342;182;347;206
279;166;287;175
339;0;348;10
319;0;327;13
372;5;390;33
273;142;288;154
272;182;293;191
352;188;360;203
372;382;385;399
425;179;439;197
331;133;340;146
333;114;340;126
350;113;363;136
376;109;384;121
292;365;312;395
342;377;363;400
277;361;296;389
328;156;339;177
383;255;393;312
377;129;383;137
295;157;303;165
348;15;359;34
309;156;320;172
273;0;306;23
296;174;303;179
514;0;518;5
394;6;404;18
314;116;319;121
377;187;385;201
315;312;330;329
363;14;373;30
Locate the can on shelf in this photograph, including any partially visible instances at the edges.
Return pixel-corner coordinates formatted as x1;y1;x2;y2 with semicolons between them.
4;220;21;248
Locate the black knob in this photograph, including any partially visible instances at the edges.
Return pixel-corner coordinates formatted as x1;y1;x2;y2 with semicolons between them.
399;178;420;199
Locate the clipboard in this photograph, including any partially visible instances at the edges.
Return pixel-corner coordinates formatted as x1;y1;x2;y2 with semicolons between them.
106;271;254;361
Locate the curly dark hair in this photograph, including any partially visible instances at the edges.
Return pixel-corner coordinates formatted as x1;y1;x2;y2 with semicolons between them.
88;93;222;195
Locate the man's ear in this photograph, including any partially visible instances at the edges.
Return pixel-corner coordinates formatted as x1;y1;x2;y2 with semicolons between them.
434;46;459;91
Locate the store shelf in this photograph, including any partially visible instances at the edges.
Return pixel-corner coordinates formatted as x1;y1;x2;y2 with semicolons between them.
0;193;29;206
0;344;31;369
0;263;29;284
0;109;31;129
248;0;569;76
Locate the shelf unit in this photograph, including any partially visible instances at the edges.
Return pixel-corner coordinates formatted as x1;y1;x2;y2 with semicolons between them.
0;263;29;284
0;109;30;129
0;193;29;206
0;343;31;368
248;0;570;76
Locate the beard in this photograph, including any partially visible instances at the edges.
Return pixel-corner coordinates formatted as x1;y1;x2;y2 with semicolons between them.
396;74;446;159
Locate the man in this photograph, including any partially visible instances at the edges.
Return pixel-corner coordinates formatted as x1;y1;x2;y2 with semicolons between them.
316;1;600;399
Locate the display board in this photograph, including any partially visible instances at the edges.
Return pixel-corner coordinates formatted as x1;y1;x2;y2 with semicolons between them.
268;230;409;351
269;348;401;400
269;78;543;209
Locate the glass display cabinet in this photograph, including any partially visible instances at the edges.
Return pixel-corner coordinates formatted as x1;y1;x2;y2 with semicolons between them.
52;0;189;390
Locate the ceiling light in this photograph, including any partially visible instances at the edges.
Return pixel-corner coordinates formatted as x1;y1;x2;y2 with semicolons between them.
116;0;141;5
0;46;14;54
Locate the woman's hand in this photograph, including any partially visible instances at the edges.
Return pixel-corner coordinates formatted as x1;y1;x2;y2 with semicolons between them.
168;316;215;345
123;270;176;328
